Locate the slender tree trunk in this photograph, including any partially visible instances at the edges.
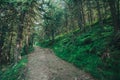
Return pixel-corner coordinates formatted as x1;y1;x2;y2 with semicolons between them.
103;1;108;19
87;0;93;29
96;0;103;26
51;28;55;42
81;4;85;27
108;0;119;32
7;33;13;63
0;26;5;63
15;11;25;63
116;0;120;29
89;1;93;24
76;0;83;31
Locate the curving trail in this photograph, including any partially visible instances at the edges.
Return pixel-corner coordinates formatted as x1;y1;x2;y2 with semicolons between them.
26;47;95;80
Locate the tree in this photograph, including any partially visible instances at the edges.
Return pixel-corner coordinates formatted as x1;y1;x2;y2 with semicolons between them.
0;0;40;64
107;0;120;32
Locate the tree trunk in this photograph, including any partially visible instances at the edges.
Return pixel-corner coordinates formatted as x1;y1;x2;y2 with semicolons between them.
76;0;83;31
96;0;103;26
15;11;25;63
108;0;119;32
7;33;13;63
87;0;93;26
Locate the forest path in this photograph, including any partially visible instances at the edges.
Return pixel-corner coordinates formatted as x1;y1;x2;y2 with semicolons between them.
26;47;95;80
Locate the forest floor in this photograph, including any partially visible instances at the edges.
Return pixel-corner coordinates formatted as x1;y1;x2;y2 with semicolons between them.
26;47;95;80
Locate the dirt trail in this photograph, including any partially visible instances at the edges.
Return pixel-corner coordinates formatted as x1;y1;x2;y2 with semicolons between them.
26;47;95;80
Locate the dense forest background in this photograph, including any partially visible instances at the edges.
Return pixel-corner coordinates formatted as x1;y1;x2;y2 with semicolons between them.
0;0;120;80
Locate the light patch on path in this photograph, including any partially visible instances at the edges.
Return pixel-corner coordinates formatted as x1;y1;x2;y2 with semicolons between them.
26;47;95;80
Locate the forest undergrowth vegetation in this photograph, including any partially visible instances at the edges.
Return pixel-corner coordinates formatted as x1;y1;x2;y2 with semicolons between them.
39;20;120;80
0;46;34;80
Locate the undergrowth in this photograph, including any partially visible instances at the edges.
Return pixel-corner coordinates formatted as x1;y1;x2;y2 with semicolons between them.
0;46;34;80
39;24;120;80
0;56;28;80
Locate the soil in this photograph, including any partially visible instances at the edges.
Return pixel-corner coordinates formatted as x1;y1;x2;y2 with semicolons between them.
26;47;95;80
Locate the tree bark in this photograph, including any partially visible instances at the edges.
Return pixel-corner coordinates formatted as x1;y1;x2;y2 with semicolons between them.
15;10;26;63
108;0;120;32
96;0;103;26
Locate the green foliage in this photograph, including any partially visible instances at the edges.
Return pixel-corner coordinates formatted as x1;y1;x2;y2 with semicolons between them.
21;44;34;56
42;3;64;41
0;0;37;64
3;0;30;3
0;44;34;80
40;23;120;80
0;56;28;80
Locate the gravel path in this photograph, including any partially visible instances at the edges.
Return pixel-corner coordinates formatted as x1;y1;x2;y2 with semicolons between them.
26;47;95;80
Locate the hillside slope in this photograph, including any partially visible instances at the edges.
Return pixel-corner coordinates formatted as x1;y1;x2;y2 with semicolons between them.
39;23;120;80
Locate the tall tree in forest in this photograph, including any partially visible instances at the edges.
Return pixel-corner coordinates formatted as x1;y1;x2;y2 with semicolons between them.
107;0;120;32
95;0;103;25
0;0;41;64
